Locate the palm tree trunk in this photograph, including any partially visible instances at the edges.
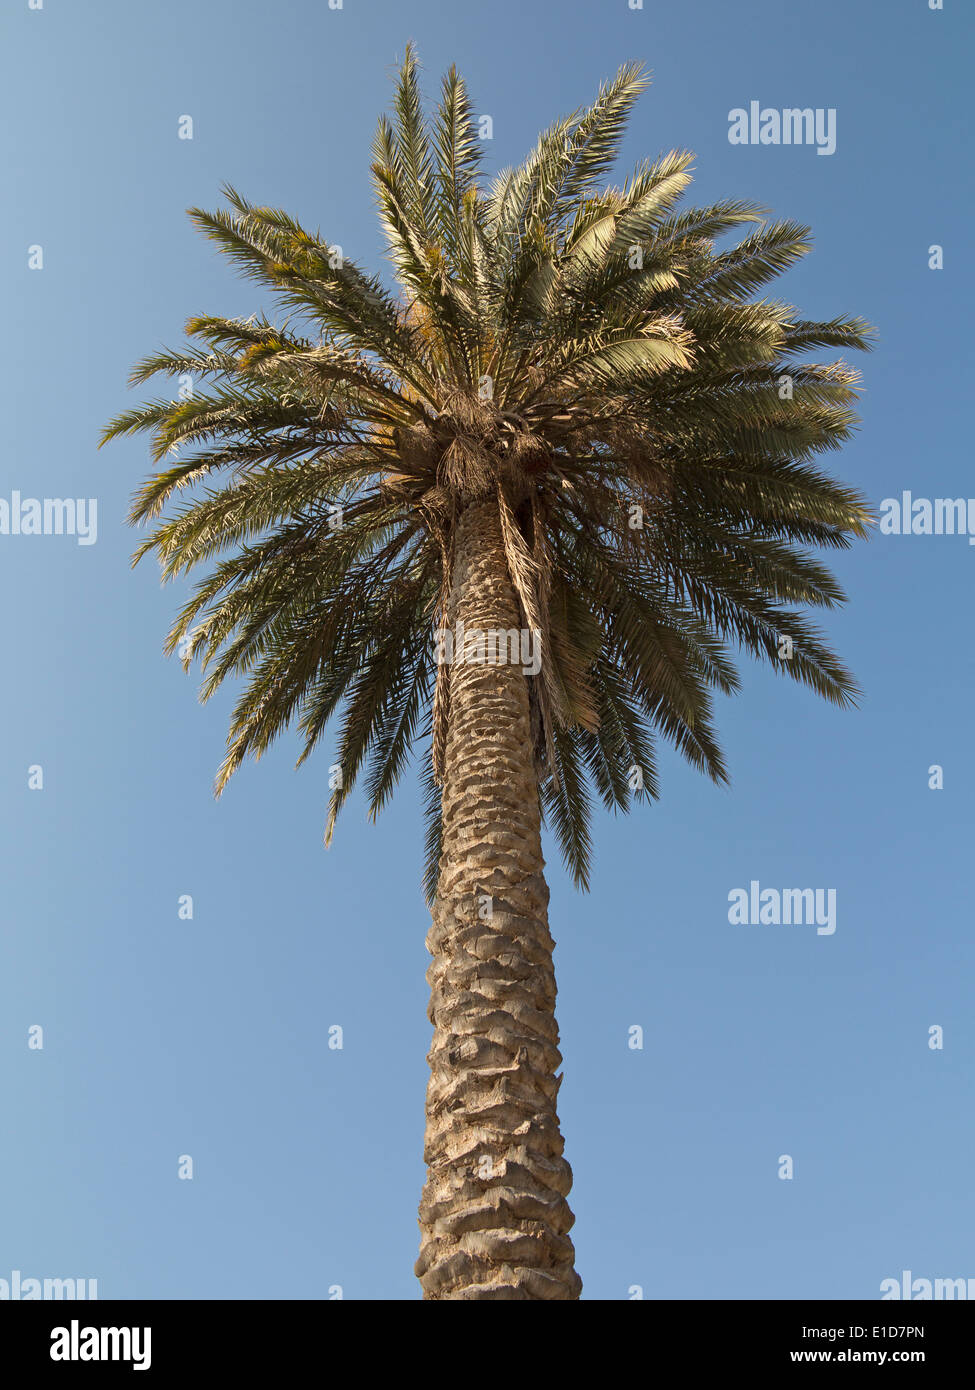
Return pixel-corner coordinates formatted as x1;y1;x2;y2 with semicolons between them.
415;496;582;1300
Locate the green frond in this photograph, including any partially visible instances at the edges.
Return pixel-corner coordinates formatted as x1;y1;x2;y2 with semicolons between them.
421;747;444;906
541;724;594;890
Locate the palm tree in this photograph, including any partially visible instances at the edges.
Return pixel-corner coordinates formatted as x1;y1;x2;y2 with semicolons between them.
102;48;871;1300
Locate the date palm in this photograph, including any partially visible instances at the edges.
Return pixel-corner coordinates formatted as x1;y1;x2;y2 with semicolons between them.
102;48;871;1300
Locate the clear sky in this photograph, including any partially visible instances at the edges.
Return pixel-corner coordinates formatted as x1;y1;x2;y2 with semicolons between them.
2;0;972;1300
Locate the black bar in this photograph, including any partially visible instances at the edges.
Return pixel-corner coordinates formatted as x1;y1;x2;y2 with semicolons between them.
2;1299;971;1374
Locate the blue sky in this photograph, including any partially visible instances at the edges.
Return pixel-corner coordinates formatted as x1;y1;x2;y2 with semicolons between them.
1;0;971;1300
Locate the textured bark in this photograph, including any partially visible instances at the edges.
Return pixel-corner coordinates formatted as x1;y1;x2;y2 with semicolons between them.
416;497;582;1300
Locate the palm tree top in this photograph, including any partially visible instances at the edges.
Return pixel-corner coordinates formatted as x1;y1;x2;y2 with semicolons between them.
101;44;873;894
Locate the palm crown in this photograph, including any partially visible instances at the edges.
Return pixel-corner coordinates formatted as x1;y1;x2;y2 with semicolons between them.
102;49;871;895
